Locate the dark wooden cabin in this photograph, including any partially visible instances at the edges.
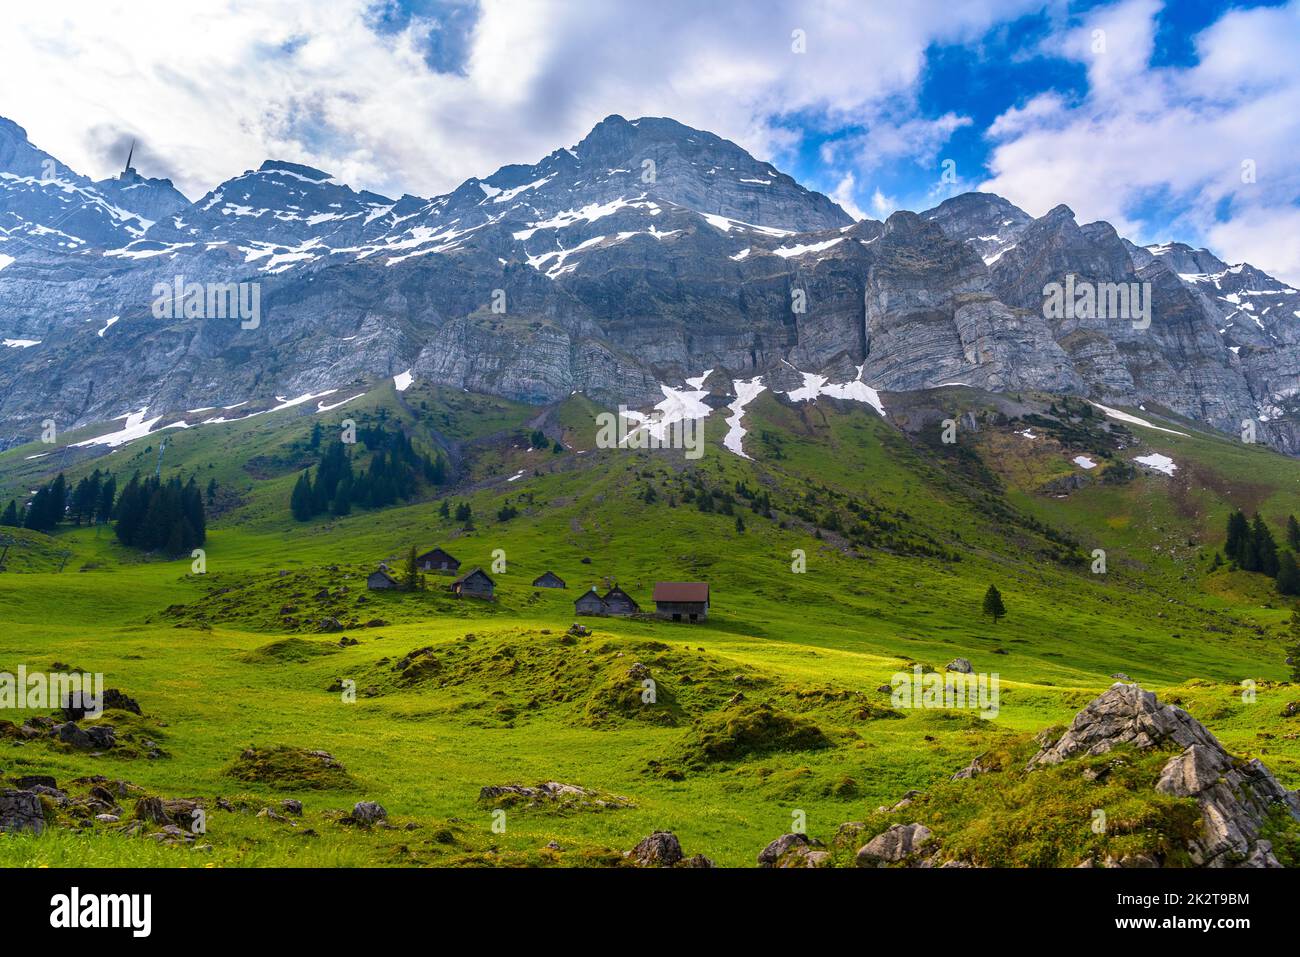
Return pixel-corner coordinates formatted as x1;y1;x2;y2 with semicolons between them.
653;582;709;622
367;568;400;590
574;587;607;616
601;585;640;616
417;547;460;574
532;571;566;589
451;567;495;599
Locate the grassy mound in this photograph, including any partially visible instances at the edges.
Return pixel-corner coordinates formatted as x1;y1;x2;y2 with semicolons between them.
224;745;355;790
670;701;830;770
359;631;769;730
815;737;1206;867
242;638;342;664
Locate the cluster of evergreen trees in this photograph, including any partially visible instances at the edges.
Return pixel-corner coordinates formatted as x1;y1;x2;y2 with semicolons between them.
1222;510;1300;595
1;472;118;531
2;474;67;531
114;475;207;554
2;469;206;556
69;470;117;525
292;427;447;521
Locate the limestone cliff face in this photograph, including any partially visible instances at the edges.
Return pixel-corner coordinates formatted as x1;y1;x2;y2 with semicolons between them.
1;116;1297;453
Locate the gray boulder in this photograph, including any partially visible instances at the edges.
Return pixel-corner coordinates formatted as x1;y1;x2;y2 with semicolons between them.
945;658;974;674
629;831;683;867
0;789;45;834
757;832;826;868
855;823;933;866
350;801;388;825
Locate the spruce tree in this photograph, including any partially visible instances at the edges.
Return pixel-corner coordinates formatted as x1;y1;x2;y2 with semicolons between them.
1251;513;1279;577
982;584;1007;624
1277;552;1300;597
0;500;17;527
95;475;117;524
290;472;315;522
1226;509;1250;567
404;544;422;592
1287;515;1300;552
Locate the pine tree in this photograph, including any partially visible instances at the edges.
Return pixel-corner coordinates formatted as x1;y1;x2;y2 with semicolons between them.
1252;513;1279;577
1226;509;1250;567
0;500;17;527
1277;552;1300;596
982;584;1007;624
404;544;423;592
438;500;450;519
290;472;315;522
1287;515;1300;552
95;475;117;524
735;514;745;533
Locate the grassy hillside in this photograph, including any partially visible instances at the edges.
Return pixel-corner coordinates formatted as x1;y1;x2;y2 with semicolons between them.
1;383;1298;867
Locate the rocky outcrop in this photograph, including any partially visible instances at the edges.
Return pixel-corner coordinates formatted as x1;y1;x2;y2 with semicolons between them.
477;781;633;811
757;832;830;868
855;823;933;866
0;789;46;834
625;830;714;867
1030;683;1300;867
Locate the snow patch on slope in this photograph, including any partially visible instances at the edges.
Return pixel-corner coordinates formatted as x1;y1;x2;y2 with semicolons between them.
723;377;766;459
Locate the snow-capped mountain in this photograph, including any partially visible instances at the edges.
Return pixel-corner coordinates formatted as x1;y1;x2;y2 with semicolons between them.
1;111;1299;455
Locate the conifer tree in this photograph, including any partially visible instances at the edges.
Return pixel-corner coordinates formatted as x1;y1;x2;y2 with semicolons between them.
982;584;1007;624
1277;552;1300;596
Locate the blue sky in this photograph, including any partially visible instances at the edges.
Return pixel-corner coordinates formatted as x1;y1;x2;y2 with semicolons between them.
1;0;1298;280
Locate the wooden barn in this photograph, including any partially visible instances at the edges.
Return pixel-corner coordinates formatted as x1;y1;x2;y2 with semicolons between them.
574;587;607;616
653;582;709;622
601;585;640;616
417;547;460;574
451;567;495;599
367;567;400;590
532;571;566;589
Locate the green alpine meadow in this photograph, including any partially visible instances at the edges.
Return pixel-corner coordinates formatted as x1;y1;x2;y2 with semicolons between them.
2;380;1299;868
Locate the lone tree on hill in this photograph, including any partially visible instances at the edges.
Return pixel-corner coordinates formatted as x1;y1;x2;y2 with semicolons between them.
404;544;423;592
982;584;1006;624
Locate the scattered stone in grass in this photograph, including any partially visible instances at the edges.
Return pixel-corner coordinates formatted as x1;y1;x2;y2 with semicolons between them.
281;799;303;816
945;658;974;674
14;775;57;790
758;832;825;867
349;801;388;826
61;688;142;721
478;781;633;812
0;790;46;834
628;831;682;867
855;823;934;867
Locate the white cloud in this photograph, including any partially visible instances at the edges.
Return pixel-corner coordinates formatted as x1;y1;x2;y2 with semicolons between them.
0;0;1036;201
829;172;866;221
981;0;1300;284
